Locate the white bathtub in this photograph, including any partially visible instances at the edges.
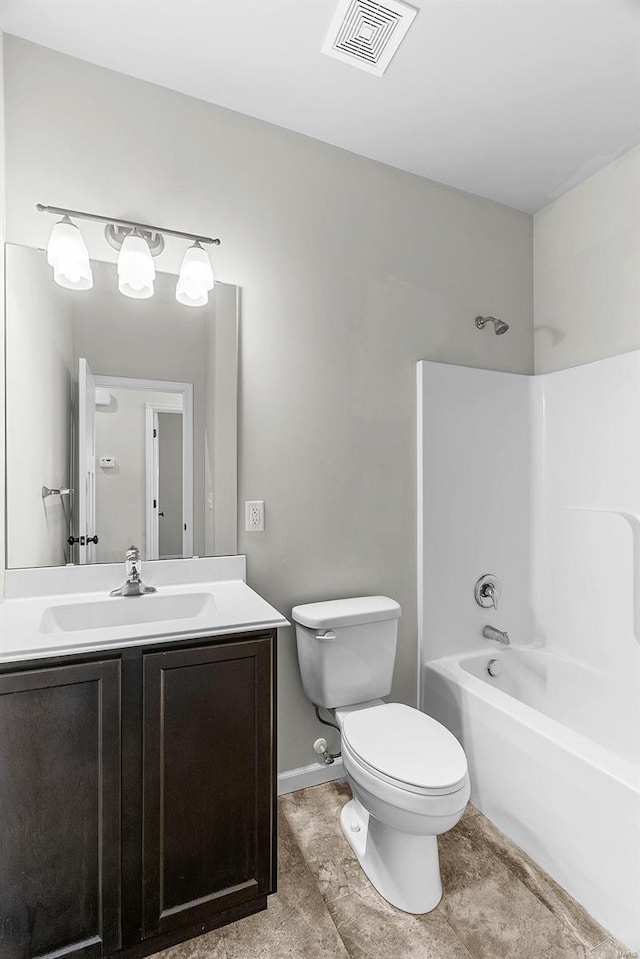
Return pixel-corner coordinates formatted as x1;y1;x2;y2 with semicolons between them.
423;648;640;952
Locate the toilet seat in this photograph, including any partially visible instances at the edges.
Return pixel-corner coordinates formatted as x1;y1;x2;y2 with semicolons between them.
341;702;468;797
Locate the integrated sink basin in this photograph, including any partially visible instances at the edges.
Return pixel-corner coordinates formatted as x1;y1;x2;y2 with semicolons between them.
40;592;217;634
0;557;289;662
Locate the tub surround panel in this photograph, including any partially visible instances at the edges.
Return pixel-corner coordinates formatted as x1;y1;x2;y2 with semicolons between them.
417;361;533;667
418;350;640;676
533;351;640;693
418;352;640;951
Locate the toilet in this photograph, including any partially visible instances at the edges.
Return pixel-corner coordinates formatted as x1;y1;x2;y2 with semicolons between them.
292;596;470;914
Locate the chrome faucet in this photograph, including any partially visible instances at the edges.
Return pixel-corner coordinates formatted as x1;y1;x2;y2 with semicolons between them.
110;546;157;597
482;625;510;646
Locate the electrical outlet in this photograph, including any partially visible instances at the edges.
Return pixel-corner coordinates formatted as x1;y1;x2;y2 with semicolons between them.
245;500;265;532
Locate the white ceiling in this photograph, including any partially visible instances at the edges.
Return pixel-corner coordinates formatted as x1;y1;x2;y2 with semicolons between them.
2;0;638;212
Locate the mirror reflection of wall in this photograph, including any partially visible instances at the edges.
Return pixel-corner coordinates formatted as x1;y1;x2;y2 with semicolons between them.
5;244;238;568
93;381;190;564
156;410;184;559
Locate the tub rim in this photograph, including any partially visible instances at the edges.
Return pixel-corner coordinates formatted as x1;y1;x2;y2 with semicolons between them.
423;649;639;793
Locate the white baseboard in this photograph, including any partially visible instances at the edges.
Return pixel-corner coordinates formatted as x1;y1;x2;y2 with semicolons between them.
277;758;345;795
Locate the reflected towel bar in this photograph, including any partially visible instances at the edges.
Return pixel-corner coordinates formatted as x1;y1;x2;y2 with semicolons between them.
42;486;74;499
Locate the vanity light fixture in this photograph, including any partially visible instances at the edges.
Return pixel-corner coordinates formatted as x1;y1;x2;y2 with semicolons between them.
117;230;156;299
46;215;93;290
37;204;221;303
176;241;215;307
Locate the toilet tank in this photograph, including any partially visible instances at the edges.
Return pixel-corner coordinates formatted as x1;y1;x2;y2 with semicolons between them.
291;596;401;709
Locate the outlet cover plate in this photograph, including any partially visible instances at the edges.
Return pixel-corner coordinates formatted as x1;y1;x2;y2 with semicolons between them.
245;500;265;532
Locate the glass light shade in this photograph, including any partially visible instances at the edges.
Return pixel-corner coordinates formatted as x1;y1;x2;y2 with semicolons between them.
176;277;209;307
47;216;93;290
117;232;155;299
53;265;93;291
176;242;214;307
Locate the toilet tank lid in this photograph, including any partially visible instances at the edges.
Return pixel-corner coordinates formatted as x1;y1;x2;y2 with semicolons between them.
291;596;401;629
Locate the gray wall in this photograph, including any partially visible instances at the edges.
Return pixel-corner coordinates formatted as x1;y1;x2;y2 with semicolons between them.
2;35;534;771
94;387;183;563
534;146;640;373
5;243;74;567
205;282;239;558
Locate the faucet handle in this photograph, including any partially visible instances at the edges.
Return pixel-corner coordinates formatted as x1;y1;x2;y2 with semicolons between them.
125;546;141;576
475;574;502;610
479;582;498;608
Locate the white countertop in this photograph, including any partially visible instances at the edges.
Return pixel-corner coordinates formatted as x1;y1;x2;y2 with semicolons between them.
0;557;289;663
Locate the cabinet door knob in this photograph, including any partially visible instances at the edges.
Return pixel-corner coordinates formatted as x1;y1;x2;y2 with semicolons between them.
87;535;99;545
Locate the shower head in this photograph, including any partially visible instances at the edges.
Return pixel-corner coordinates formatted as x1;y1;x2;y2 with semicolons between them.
475;315;509;336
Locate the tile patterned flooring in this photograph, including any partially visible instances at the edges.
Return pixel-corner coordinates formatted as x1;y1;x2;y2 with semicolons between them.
156;781;634;959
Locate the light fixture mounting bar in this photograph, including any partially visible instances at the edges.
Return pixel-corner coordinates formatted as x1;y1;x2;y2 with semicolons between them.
36;204;221;246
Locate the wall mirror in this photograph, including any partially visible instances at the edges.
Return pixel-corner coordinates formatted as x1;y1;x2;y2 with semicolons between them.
5;243;238;568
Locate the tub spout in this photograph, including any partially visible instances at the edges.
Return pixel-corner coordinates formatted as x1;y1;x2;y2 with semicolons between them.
482;625;510;646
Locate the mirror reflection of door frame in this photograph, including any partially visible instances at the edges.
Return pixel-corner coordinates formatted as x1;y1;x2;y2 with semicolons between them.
77;358;98;565
93;375;194;561
145;402;187;559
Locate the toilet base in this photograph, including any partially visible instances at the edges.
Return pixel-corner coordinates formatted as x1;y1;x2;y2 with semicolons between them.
340;797;443;914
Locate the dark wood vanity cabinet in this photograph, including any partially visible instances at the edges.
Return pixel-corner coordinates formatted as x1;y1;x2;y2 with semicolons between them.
142;638;274;938
0;660;122;959
0;631;277;959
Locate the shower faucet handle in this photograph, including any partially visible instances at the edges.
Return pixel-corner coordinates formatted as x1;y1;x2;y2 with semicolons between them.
474;574;502;610
483;584;499;609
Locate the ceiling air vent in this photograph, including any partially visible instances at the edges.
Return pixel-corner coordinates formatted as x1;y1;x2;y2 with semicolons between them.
322;0;418;77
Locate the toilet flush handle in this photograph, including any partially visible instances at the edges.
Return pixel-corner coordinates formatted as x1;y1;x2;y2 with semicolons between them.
315;630;336;641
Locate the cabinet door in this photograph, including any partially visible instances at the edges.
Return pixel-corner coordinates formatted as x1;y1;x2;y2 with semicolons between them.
142;638;273;937
0;660;121;959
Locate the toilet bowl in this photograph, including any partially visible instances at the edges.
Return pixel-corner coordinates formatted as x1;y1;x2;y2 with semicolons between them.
336;701;469;913
291;595;470;914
